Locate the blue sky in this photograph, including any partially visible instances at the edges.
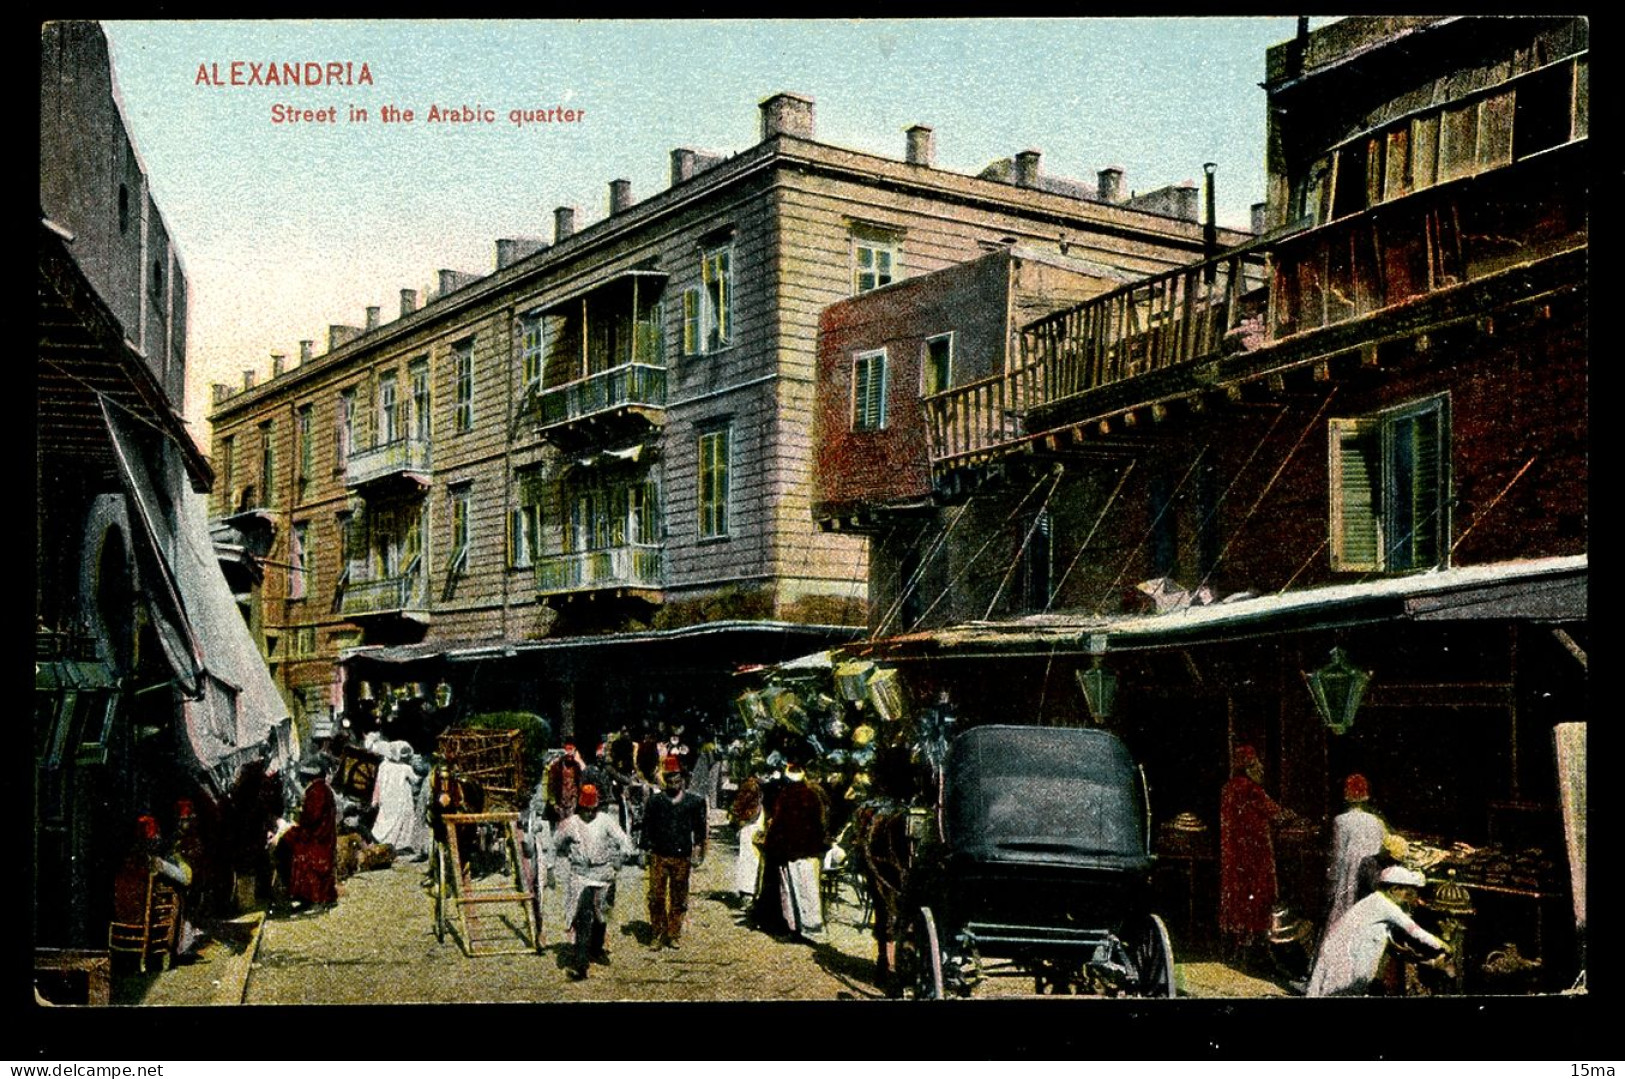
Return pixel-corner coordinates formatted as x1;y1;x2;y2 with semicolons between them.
96;19;1314;431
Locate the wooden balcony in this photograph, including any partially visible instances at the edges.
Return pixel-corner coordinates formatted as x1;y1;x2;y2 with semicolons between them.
340;573;430;623
534;363;666;447
1267;145;1586;342
535;543;664;598
345;437;431;491
923;250;1265;467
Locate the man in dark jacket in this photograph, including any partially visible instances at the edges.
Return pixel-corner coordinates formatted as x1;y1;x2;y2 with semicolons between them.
762;759;827;941
641;755;708;949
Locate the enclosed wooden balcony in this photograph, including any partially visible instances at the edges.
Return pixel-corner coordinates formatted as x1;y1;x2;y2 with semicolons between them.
535;543;663;599
345;437;431;492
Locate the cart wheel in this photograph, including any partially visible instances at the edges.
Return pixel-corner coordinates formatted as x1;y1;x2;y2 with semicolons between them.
433;843;448;944
1129;913;1177;997
893;905;945;1000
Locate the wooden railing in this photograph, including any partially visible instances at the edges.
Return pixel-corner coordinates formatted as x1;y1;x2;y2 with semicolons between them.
923;250;1265;464
535;543;663;595
346;437;431;488
536;363;666;431
340;573;427;617
1022;251;1265;405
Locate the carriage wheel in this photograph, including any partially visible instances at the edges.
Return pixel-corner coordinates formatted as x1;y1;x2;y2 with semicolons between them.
1129;913;1177;997
893;905;946;1000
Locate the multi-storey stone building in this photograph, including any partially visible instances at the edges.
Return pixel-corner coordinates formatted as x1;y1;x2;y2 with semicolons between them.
209;92;1235;749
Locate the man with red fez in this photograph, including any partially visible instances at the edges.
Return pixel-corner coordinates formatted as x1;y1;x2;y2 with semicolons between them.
1324;772;1388;935
1219;744;1293;966
551;783;634;980
545;741;586;825
113;814;193;960
762;758;827;941
281;757;339;909
641;755;709;949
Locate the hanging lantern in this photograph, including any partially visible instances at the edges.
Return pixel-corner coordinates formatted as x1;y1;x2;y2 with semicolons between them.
358;681;374;701
1076;656;1117;724
1305;647;1371;735
434;682;453;709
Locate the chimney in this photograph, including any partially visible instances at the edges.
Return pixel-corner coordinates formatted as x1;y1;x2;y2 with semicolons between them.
328;324;361;351
904;125;935;167
299;339;314;364
671;148;698;186
1250;201;1267;235
365;306;381;331
400;289;417;318
759;92;816;141
609;178;633;215
1175;181;1200;223
242;369;256;391
271;352;287;378
1014;149;1042;188
1097;166;1125;204
554;206;577;243
212;382;230;404
496;237;548;269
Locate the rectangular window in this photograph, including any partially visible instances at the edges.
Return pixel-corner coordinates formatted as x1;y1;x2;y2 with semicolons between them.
410;359;431;441
697;427;731;539
448;485;471;576
1329;397;1449;573
852;349;888;430
700;246;731;352
520;314;544;396
681;288;701;356
220;435;235;503
510;469;544;568
259;421;276;505
379;372;400;444
289;625;317;659
289;521;309;600
922;334;954;396
297;405;314;500
853;235;897;294
452;339;474;432
337;388;356;464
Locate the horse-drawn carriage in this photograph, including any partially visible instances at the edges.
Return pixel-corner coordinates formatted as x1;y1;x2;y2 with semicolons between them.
860;724;1176;998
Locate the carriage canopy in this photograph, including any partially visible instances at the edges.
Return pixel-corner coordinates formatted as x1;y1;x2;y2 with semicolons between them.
944;725;1150;870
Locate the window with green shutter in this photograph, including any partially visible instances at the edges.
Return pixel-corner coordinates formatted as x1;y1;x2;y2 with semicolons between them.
1329;397;1448;573
698;426;731;538
853;349;888;430
681;288;701;356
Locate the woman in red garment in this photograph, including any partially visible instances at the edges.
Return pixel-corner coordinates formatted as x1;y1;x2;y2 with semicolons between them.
1219;744;1291;967
284;757;339;908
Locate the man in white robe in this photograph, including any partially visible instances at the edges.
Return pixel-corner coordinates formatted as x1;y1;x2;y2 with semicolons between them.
551;784;634;980
1308;865;1448;996
1323;773;1387;933
371;742;421;852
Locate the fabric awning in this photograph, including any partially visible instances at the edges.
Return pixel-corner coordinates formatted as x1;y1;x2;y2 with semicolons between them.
842;556;1587;661
103;398;288;789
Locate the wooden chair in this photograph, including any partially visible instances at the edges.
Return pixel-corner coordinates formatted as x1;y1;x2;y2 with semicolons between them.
107;871;181;972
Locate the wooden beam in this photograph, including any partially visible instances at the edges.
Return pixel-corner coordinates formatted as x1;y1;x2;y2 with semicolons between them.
1551;627;1587;671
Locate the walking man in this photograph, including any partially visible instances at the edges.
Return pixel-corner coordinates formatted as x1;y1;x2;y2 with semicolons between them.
641;755;708;949
551;784;633;981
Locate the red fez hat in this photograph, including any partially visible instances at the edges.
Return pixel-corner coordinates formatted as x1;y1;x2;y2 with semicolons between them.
578;784;599;808
135;814;160;841
662;754;683;774
563;741;577;752
175;798;195;818
1344;773;1370;802
1234;745;1260;772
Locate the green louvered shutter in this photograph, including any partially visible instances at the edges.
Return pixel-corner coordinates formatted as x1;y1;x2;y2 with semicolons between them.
1330;417;1381;571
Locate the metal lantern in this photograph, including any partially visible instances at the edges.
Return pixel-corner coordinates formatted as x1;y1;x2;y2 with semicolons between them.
434;681;453;709
1076;658;1117;724
1305;647;1371;735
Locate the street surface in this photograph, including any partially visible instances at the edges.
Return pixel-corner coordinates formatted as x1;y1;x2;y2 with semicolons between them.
243;817;886;1003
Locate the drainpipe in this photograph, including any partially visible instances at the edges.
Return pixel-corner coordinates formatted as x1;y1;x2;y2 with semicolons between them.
1203;162;1218;285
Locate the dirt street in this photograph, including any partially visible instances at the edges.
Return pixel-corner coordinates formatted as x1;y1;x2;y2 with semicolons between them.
243;820;886;1003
